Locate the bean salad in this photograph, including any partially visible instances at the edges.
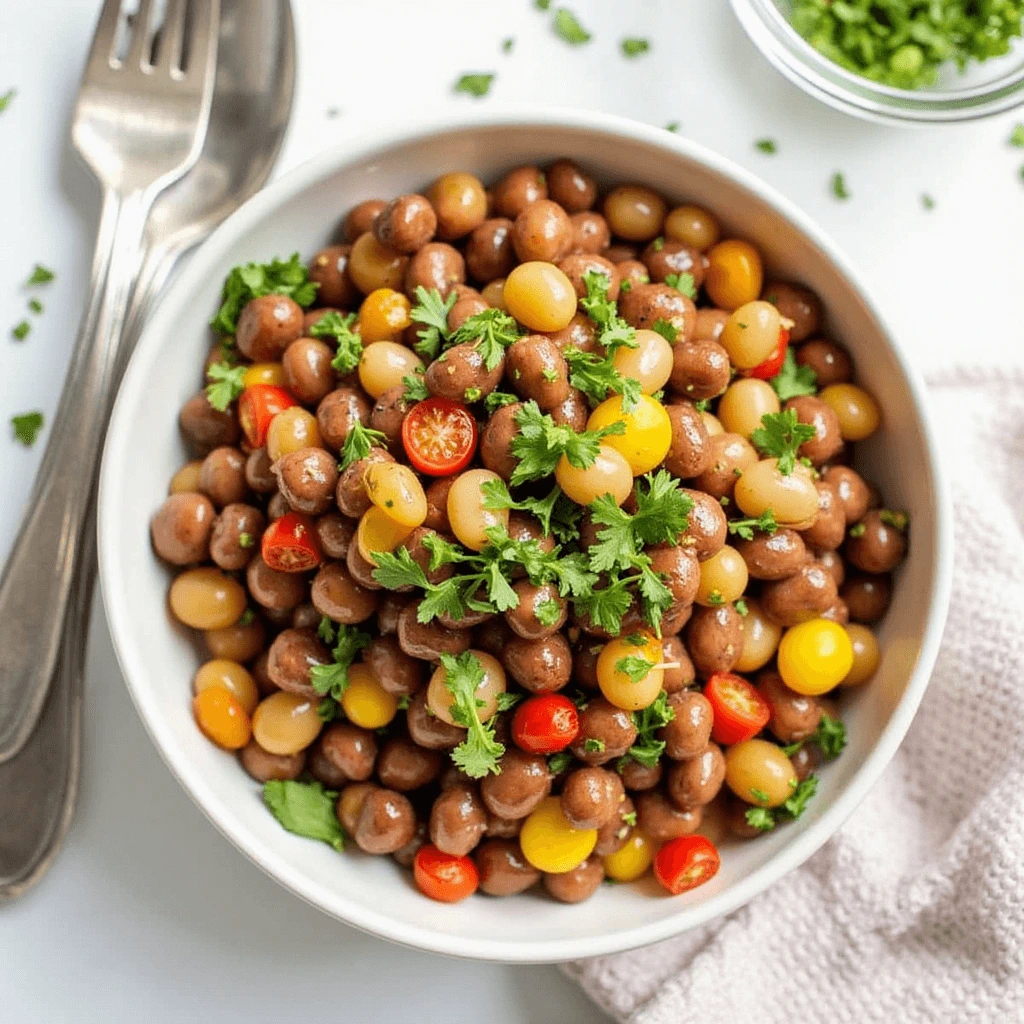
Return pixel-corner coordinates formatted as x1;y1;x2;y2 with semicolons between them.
153;159;907;903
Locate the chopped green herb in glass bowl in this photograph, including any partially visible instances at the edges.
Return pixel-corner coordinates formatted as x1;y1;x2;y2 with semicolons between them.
731;0;1024;124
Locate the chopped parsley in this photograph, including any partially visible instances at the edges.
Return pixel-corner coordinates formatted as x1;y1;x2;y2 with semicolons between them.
615;655;656;684
734;598;749;616
534;0;551;8
621;37;650;57
727;508;779;540
11;320;30;341
449;307;520;370
205;361;247;411
0;89;14;113
879;509;909;531
309;310;363;374
211;253;318;335
317;616;336;644
921;193;936;210
1011;124;1024;147
27;264;55;285
707;589;725;607
664;121;681;132
442;652;505;777
584;737;606;753
11;411;44;447
309;624;372;700
401;371;429;403
623;692;674;767
28;299;43;314
651;319;678;343
554;8;592;44
813;713;847;760
751;409;817;475
263;780;344;851
664;271;697;299
755;138;778;154
238;532;255;549
496;691;523;712
454;73;496;98
849;522;867;538
480;478;582;542
770;347;817;402
409;286;457;360
339;421;388;471
484;390;519;414
831;172;850;200
502;37;515;53
548;751;572;774
535;599;564;627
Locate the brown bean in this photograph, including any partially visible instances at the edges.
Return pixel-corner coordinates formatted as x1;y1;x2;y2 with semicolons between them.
761;562;838;626
377;734;442;791
661;690;714;760
735;529;809;580
635;790;702;843
309;245;360;308
250;649;276;696
841;574;891;623
570;697;637;765
343;199;386;242
815;548;846;588
373;193;437;254
476;839;541;896
642;238;705;288
602;243;638;263
485;811;522;839
425;342;504;403
546;313;599;355
803;482;846;551
822;465;872;525
345;536;384;590
292;603;320;630
317;387;372;453
369;385;411;453
678;489;728;562
763;281;821;342
618;759;662;791
620;283;697;341
505;335;570;411
199;447;248;508
245;448;277;493
592;792;636;855
423;476;455;533
685;604;744;677
511;200;572;263
503;581;566;640
151;492;215;565
846;509;908;574
617;260;650;289
694;308;729;342
335;447;394;518
239;740;305;783
663;401;713;479
546;159;597;213
236;294;303;362
313;512;354;561
246;554;307;610
405;690;464;750
549;388;589;431
560;767;622;830
491;165;547;218
479;401;521;481
796;339;852;386
404;242;466;298
273;447;338;515
464;218;516;284
364;634;424;697
179;392;240;455
354;788;417;854
501;634;573;694
397;601;471;660
282;337;335;406
660;635;696;694
480;748;551;819
319;721;378;781
670;340;730;400
666;743;726;809
311;561;379;624
430;785;487;857
648;545;700;608
392;820;428;869
555;253;620;300
758;670;822;744
569;211;611;254
543;858;604;903
695;432;758;501
266;627;330;700
785;395;844;467
725;794;765;839
209;503;265;571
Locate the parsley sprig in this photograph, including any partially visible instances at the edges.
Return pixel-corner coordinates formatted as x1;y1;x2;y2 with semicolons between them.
309;311;363;374
770;347;817;401
339;421;388;470
751;409;817;475
263;780;344;851
409;286;457;359
449;307;521;371
441;652;505;777
309;624;372;700
622;691;674;768
664;272;697;299
211;253;318;336
727;509;779;540
480;478;582;542
205;361;246;412
745;775;818;832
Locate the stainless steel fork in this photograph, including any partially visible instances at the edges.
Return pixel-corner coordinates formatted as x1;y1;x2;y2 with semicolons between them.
0;0;220;762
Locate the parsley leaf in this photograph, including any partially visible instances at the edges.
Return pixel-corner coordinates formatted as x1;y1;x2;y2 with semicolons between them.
769;346;817;401
548;751;572;774
402;371;429;403
11;411;44;447
1012;125;1024;147
879;509;909;532
339;421;388;471
28;299;43;314
755;138;778;154
502;37;515;53
783;775;818;818
812;713;847;760
744;775;819;832
316;697;339;722
651;319;678;343
563;346;639;409
621;37;650;57
449;307;520;371
584;738;605;753
574;575;633;635
831;172;850;200
263;780;344;851
496;691;523;712
11;320;30;341
727;508;779;540
553;8;591;44
750;409;817;475
624;691;674;767
205;361;247;412
664;272;697;299
921;193;936;211
484;390;518;414
615;655;655;684
309;625;372;699
664;121;681;132
0;89;14;113
211;253;318;336
534;0;551;8
27;264;55;285
849;522;866;538
310;311;363;374
442;652;505;778
317;616;336;644
409;286;457;360
745;806;777;832
454;73;496;98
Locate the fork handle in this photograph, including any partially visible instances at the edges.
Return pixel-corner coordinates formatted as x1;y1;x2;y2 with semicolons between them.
0;186;153;763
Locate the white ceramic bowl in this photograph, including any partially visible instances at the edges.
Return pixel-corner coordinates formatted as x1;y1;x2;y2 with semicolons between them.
98;108;952;963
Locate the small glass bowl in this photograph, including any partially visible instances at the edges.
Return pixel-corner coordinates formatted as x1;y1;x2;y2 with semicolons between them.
730;0;1024;125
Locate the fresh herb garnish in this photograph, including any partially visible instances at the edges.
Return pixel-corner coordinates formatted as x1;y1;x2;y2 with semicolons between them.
849;522;867;538
263;780;344;851
751;409;817;475
584;737;605;753
11;411;44;447
727;509;778;540
534;0;551;9
621;37;650;57
1011;125;1024;147
28;299;43;314
310;310;363;374
651;319;678;343
734;598;749;616
450;307;520;370
831;172;850;200
879;509;909;531
553;7;591;44
921;193;936;210
238;532;255;549
454;73;496;98
339;421;388;471
769;346;817;401
402;371;429;403
744;775;819;832
502;36;515;53
11;320;30;341
623;691;674;767
484;390;519;414
563;346;642;411
238;608;256;626
409;286;457;360
615;655;655;684
211;253;317;335
480;478;582;542
0;89;15;113
205;361;247;411
664;121;680;132
664;272;697;299
812;713;847;760
317;616;336;644
27;264;55;285
755;138;778;154
548;751;572;774
309;624;372;700
442;651;505;778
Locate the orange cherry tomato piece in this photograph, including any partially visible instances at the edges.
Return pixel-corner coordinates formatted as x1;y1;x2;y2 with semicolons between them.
260;511;322;572
238;384;296;448
744;327;789;381
653;835;721;895
413;844;479;903
193;686;252;750
401;397;478;477
704;671;771;746
511;694;580;755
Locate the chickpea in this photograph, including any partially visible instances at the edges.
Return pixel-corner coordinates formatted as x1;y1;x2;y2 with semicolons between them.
252;691;322;755
347;232;408;294
664;205;721;252
724;738;797;807
555;445;633;507
358;341;424;400
586;394;672;476
842;623;880;687
719;301;782;370
363;461;428;528
426;172;488;240
359;288;412;343
193;659;259;715
503;261;577;332
427;650;506;725
447;469;509;550
205;618;265;663
716;378;781;438
611;329;673;395
603;184;667;241
341;663;399;729
169;566;247;630
734;459;820;528
696;545;749;606
596;632;664;711
819;383;881;441
705;240;763;311
356;506;414;565
266;407;321;463
733;598;782;673
169;460;203;494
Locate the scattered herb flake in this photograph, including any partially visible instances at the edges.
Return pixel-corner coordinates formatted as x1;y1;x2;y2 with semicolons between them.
502;37;515;53
770;347;817;401
750;409;817;475
205;361;247;412
28;299;43;314
310;310;363;374
921;193;936;210
621;37;650;57
755;138;777;154
1012;125;1024;147
879;509;909;531
339;421;388;471
27;264;55;285
309;624;372;700
849;522;867;538
0;89;14;113
11;412;44;447
12;320;30;341
812;713;847;760
727;508;778;540
664;271;697;299
409;286;457;360
831;172;850;200
454;73;495;98
664;121;680;132
554;7;591;44
548;751;572;774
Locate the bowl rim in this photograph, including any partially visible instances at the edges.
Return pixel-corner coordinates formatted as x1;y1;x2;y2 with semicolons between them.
98;105;954;963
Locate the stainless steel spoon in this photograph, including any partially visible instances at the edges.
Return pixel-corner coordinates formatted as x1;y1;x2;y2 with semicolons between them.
0;0;295;901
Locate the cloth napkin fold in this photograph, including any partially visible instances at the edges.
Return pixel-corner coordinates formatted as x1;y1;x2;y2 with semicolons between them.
567;370;1024;1024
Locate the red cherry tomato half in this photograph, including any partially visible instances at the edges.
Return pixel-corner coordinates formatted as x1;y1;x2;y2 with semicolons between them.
260;511;322;573
704;671;771;746
745;327;790;381
413;844;479;903
511;694;580;755
238;384;297;448
653;835;721;895
401;397;478;477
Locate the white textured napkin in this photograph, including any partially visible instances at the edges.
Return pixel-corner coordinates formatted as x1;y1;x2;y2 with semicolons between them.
567;370;1024;1024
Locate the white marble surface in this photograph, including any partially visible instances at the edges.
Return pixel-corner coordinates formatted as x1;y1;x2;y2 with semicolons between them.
0;1;1021;1021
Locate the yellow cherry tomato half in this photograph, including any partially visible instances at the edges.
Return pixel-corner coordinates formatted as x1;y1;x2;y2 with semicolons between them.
519;796;598;874
777;618;854;696
363;460;428;528
602;830;655;883
586;393;672;476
